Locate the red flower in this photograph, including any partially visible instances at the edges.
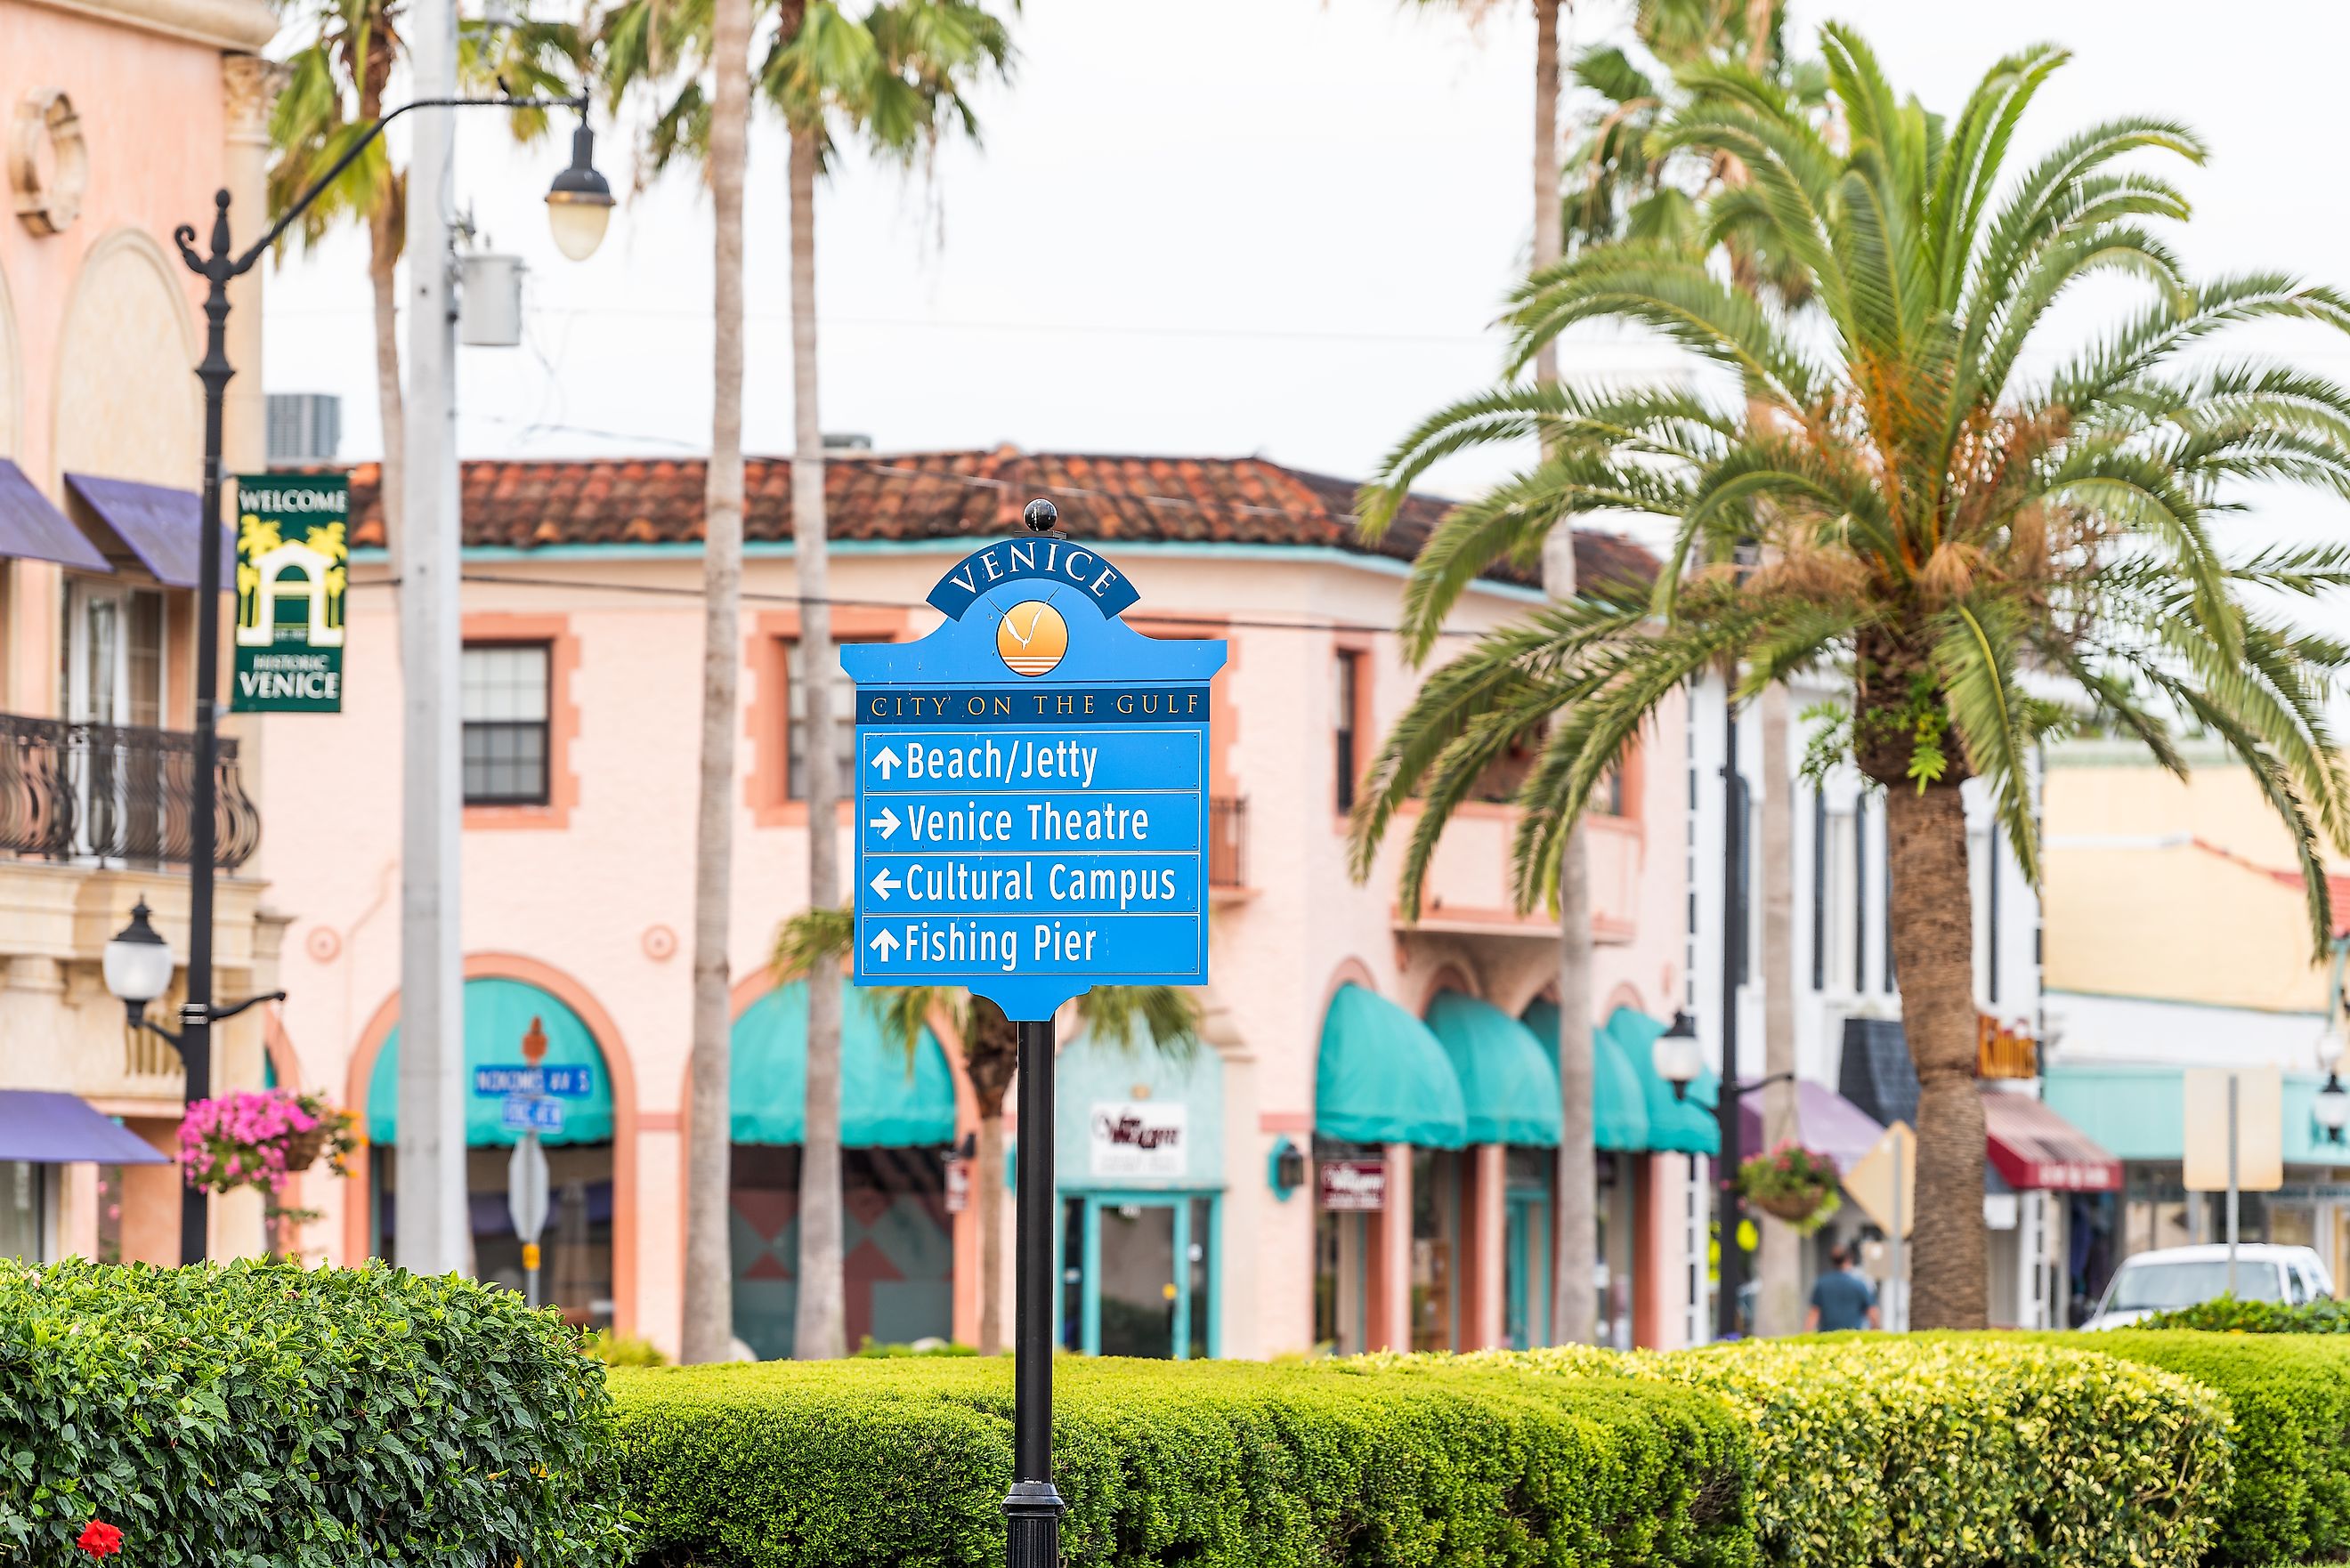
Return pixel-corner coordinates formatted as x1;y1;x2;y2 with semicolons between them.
77;1520;123;1557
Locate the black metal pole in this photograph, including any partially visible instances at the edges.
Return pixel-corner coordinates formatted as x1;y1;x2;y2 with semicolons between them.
1717;697;1745;1340
172;190;237;1268
1005;1018;1065;1566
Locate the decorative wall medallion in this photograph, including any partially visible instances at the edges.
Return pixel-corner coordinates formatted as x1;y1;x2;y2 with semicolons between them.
642;924;677;962
11;91;86;237
305;925;342;964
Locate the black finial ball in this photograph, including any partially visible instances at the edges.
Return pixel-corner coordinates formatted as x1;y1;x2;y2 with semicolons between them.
1023;497;1058;533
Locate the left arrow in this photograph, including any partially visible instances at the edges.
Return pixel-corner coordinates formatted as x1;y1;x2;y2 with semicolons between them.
869;928;901;960
869;869;901;900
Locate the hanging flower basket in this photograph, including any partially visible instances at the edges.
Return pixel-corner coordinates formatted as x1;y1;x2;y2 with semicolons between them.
178;1088;360;1197
1737;1142;1843;1234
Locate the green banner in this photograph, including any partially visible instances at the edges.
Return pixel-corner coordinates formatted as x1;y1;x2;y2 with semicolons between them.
231;473;348;713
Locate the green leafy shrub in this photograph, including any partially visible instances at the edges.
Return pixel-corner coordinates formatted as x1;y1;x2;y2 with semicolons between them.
2141;1296;2350;1333
609;1354;1752;1567
853;1337;981;1357
0;1257;627;1567
1444;1338;2231;1568
2026;1330;2350;1566
588;1329;671;1367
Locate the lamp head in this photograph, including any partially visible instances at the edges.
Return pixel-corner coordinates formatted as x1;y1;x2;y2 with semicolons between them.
1654;1010;1704;1103
102;898;174;1007
545;117;613;263
2317;1072;2349;1143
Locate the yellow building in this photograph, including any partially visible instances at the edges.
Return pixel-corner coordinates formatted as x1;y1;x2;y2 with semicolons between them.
0;0;284;1264
2040;739;2350;1299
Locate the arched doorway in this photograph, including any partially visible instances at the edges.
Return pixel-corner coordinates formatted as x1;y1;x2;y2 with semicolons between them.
728;983;958;1357
362;977;621;1328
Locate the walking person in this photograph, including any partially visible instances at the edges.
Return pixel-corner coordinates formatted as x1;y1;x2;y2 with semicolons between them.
1804;1242;1882;1333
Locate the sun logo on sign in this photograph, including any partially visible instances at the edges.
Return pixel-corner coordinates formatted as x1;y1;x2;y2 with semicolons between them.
996;600;1069;677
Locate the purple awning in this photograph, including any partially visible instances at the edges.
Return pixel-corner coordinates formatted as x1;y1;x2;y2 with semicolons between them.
1739;1079;1886;1175
0;460;111;574
0;1090;167;1165
64;473;230;590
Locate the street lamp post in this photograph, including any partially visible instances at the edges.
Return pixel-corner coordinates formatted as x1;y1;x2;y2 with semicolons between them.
2314;937;2350;1147
166;91;611;1267
103;900;285;1262
1653;1009;1792;1338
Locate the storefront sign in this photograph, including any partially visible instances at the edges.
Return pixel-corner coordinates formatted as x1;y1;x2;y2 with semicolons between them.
1317;1158;1387;1212
1975;1015;2038;1079
1088;1100;1186;1178
232;473;347;713
944;1155;970;1214
845;534;1228;1022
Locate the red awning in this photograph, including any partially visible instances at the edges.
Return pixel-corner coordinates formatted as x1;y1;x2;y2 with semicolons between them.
1981;1088;2121;1192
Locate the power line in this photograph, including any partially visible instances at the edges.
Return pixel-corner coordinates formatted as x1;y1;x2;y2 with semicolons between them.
350;570;1526;640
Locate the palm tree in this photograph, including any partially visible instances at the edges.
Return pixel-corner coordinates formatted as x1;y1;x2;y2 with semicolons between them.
1350;26;2350;1329
1398;0;1807;1343
774;908;1202;1354
269;0;580;561
603;0;1013;1362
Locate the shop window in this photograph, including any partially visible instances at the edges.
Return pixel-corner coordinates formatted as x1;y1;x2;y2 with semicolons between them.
461;643;551;805
1410;1147;1461;1353
0;1161;45;1262
1334;651;1362;813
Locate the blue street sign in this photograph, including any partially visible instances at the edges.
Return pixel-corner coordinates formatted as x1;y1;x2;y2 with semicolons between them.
501;1095;564;1134
845;538;1227;1020
474;1064;596;1098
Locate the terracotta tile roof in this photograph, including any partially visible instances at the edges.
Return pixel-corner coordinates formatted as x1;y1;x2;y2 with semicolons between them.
318;448;1658;589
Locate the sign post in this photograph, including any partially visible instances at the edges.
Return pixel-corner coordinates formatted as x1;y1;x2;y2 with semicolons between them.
508;1132;550;1307
845;501;1224;1568
2184;1066;2283;1287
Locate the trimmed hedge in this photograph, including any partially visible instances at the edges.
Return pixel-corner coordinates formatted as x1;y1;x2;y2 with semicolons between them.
2143;1297;2350;1334
0;1257;627;1567
2028;1330;2350;1567
610;1355;1753;1567
1443;1338;2232;1568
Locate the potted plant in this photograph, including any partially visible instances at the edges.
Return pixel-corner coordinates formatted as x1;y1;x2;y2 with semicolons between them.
1737;1141;1842;1233
178;1088;361;1253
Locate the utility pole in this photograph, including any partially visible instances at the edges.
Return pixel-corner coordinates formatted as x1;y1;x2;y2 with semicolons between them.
398;0;468;1274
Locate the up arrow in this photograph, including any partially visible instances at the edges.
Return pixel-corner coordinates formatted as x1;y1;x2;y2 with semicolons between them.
868;806;902;840
869;869;901;900
868;928;901;961
871;745;902;780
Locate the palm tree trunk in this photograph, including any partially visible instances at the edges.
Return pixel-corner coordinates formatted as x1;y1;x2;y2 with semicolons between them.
366;217;403;572
680;0;752;1367
1754;682;1803;1336
974;1111;1006;1354
1881;777;1987;1330
1529;0;1597;1348
789;121;848;1362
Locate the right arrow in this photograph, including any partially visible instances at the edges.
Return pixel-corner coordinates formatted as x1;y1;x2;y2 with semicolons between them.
868;928;901;960
869;869;901;900
868;806;901;840
871;745;902;780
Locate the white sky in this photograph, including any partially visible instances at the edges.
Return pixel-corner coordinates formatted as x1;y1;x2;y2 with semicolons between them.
260;0;2350;514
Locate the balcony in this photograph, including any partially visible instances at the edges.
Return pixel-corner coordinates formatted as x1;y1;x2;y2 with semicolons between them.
0;715;260;871
1210;795;1247;892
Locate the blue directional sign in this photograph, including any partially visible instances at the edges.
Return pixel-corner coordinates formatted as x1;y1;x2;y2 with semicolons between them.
501;1095;564;1135
473;1064;596;1098
845;534;1228;1020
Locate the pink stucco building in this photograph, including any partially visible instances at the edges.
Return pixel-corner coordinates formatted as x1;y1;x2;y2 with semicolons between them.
256;449;1702;1357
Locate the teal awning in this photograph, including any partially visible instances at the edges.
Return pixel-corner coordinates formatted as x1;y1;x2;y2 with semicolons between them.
367;977;615;1147
732;982;957;1147
1427;991;1560;1147
1604;1006;1720;1155
2046;1062;2346;1167
1521;999;1648;1152
1316;983;1466;1149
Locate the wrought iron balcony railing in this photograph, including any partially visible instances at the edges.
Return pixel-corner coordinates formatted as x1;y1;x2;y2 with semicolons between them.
1209;795;1245;889
0;715;260;871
